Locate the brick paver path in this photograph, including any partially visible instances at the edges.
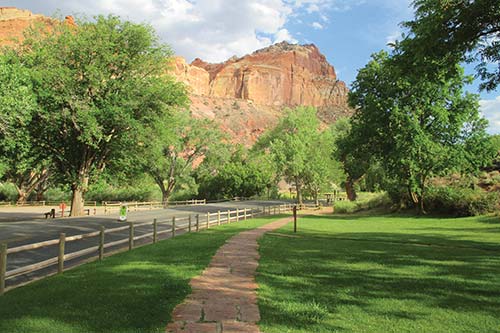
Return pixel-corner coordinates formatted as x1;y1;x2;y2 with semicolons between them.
166;217;292;333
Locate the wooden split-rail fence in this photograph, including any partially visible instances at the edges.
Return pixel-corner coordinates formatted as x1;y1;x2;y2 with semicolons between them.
0;203;295;295
102;199;207;214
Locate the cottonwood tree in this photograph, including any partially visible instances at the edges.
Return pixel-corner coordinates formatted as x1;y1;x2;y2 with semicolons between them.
264;106;324;205
349;50;494;213
12;15;187;215
140;112;223;205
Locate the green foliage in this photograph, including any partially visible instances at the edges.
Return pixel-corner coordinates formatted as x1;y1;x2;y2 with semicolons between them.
138;110;223;203
197;146;275;200
258;106;337;203
401;0;500;91
333;192;391;214
0;183;17;202
348;50;495;212
426;186;500;217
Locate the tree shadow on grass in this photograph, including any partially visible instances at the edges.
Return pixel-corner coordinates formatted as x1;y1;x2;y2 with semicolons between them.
257;229;500;332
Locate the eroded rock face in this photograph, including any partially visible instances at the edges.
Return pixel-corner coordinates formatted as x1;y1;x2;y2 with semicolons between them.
183;41;349;110
178;41;352;144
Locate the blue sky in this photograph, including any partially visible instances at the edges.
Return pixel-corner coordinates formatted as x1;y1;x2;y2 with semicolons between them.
3;0;499;133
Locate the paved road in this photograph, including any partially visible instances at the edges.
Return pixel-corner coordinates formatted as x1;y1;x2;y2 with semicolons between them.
0;200;290;289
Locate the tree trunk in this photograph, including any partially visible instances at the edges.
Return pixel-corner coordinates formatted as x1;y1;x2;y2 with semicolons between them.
70;175;89;216
16;189;28;205
314;188;319;206
345;177;357;201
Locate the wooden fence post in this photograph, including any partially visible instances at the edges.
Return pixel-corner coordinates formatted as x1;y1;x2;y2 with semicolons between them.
227;210;231;223
206;212;210;229
0;243;6;295
129;222;134;250
153;218;158;243
293;206;297;233
188;215;192;232
236;208;240;222
217;211;221;225
99;226;105;260
196;214;200;232
172;217;176;238
58;233;66;274
244;208;247;221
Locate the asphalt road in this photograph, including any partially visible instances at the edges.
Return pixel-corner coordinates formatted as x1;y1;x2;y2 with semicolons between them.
0;200;290;289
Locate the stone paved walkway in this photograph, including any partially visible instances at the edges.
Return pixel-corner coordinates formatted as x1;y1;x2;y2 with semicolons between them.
166;217;293;333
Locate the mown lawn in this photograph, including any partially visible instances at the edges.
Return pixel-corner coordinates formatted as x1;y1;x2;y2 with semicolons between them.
0;216;283;333
257;213;500;333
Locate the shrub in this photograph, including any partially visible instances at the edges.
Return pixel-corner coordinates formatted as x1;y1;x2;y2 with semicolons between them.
334;192;391;214
425;186;499;216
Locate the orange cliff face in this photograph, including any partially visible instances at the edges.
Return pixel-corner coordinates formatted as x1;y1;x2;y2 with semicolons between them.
173;42;352;144
177;41;349;109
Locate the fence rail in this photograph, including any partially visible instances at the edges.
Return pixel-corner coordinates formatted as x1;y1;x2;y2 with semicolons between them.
0;203;302;295
102;199;206;214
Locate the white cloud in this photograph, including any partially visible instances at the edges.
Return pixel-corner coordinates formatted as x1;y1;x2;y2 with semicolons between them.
5;0;298;63
480;96;500;134
311;22;323;30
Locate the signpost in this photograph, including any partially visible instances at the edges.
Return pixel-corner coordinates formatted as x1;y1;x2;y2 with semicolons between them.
59;202;67;217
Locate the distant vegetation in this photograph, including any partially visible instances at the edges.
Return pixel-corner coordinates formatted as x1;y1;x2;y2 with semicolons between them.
0;2;499;216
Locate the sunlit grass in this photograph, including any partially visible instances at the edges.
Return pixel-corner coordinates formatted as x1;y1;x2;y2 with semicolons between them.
257;213;500;332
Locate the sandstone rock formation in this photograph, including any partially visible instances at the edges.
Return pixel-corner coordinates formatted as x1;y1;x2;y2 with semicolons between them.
175;41;352;144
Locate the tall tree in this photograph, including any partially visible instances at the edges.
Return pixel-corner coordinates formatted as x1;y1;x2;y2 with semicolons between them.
11;15;187;215
401;0;500;91
263;106;323;205
349;50;494;213
140;112;223;205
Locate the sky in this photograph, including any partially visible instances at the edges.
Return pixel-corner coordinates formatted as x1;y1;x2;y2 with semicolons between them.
3;0;499;133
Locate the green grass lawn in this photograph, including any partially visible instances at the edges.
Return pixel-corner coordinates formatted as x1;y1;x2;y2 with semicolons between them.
257;213;500;333
0;216;282;333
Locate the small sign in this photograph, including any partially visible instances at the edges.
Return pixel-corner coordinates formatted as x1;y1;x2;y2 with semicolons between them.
119;204;128;221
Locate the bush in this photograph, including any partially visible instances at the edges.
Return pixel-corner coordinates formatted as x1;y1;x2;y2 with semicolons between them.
0;183;17;202
425;186;499;216
334;192;391;214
